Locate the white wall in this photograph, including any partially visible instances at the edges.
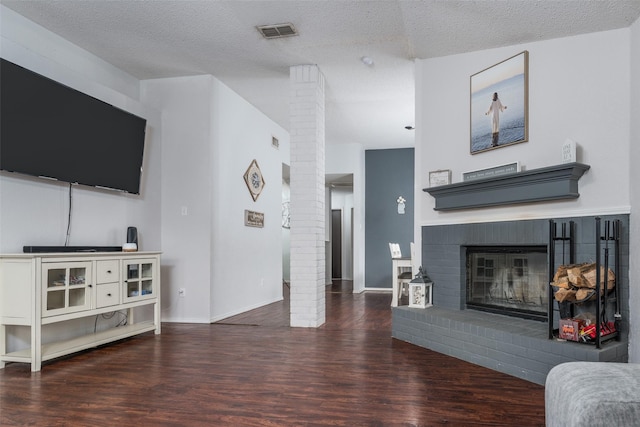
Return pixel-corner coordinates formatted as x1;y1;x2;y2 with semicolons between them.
210;78;288;322
417;28;631;227
141;75;289;323
628;17;640;363
0;6;162;351
141;75;215;322
0;5;162;253
326;143;365;292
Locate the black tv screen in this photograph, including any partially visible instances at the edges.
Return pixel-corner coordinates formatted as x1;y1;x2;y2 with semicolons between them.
0;58;147;194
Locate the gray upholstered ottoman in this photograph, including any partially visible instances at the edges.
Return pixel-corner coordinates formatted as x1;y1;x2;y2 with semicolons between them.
545;362;640;426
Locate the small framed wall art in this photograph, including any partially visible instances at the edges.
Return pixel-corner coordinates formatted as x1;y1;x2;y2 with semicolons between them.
244;210;264;228
429;169;451;187
243;159;265;201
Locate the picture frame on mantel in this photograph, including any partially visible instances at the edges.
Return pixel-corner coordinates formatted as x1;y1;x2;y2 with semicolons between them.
429;169;451;187
470;51;529;154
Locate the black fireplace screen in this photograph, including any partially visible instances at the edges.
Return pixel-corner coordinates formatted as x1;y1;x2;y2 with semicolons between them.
466;246;548;320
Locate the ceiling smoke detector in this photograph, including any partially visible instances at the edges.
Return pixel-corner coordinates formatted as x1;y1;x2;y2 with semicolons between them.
257;23;298;39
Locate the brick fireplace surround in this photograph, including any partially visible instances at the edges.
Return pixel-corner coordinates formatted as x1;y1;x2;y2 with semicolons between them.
392;215;629;385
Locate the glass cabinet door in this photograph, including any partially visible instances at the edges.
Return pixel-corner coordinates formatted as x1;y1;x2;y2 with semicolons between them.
123;259;156;302
42;262;92;316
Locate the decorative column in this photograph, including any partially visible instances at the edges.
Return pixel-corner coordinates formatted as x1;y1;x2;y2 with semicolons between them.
289;65;326;327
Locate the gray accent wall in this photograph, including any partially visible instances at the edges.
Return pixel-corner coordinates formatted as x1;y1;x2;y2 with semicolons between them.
365;148;414;288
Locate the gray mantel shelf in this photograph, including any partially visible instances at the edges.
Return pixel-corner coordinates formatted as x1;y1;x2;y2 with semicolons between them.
423;162;591;211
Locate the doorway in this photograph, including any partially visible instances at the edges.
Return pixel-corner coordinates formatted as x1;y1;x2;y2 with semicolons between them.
327;174;354;293
331;209;342;279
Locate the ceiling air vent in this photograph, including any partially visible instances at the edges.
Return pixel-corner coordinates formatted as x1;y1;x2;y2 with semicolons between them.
257;23;298;39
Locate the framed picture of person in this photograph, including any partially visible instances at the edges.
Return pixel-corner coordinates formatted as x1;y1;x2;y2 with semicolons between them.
470;51;529;154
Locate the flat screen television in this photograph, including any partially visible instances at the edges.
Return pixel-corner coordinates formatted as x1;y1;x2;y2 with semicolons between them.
0;58;147;194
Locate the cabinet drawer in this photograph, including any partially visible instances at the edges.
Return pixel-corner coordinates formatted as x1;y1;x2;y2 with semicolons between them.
96;283;120;308
97;260;119;284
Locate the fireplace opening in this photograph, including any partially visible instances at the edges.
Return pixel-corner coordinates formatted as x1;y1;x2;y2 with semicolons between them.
466;246;548;321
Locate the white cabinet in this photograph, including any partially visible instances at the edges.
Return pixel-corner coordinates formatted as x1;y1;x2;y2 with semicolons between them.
43;262;93;316
0;252;161;372
123;258;156;302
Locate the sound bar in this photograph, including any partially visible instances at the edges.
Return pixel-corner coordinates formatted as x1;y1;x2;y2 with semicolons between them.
23;245;123;253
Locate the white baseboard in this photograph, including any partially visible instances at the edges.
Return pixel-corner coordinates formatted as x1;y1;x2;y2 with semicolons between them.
161;317;210;324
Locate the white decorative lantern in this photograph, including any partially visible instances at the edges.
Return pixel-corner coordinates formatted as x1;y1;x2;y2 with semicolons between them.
408;267;433;308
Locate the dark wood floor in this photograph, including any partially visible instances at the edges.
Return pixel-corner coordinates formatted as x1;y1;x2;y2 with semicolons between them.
1;281;545;426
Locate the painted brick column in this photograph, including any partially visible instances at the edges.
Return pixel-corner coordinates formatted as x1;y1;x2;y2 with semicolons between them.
289;65;326;327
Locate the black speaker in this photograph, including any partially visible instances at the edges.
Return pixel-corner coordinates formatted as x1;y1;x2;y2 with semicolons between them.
126;227;138;244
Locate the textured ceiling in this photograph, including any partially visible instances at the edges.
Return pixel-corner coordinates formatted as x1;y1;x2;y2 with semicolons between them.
2;1;640;150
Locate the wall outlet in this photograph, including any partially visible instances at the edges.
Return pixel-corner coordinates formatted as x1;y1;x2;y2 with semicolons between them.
178;288;186;297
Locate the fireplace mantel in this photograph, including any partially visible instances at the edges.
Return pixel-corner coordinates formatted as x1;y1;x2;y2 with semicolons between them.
423;162;590;211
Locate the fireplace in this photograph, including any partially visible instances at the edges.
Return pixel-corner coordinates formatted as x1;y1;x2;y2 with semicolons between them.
466;246;548;320
394;215;629;385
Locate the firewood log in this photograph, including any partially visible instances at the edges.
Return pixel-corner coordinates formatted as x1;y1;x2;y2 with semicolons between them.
553;265;569;282
554;287;577;302
552;276;571;289
581;265;616;290
566;263;593;286
561;263;616;289
553;263;615;302
575;288;596;302
553;263;583;282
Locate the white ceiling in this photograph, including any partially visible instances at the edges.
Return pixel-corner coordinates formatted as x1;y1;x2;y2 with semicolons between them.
3;1;640;150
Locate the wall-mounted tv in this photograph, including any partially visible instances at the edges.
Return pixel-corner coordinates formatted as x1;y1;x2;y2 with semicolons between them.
0;58;147;194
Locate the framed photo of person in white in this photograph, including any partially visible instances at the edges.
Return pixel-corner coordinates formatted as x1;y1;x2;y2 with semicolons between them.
470;51;529;154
